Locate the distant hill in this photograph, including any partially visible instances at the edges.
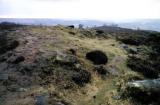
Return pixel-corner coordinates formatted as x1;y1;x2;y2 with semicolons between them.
0;18;160;32
118;19;160;32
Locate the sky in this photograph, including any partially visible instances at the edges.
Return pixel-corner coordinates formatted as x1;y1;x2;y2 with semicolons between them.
0;0;160;21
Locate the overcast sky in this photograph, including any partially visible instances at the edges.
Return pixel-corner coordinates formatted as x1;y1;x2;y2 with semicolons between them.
0;0;160;21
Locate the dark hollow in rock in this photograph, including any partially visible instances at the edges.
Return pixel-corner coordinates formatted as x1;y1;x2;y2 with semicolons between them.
94;66;109;75
72;70;91;86
67;25;74;29
96;30;104;34
86;50;108;65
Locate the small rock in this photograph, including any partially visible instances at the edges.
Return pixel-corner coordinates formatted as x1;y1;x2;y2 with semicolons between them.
54;102;65;105
68;48;77;55
120;44;128;49
7;84;19;92
7;55;25;64
94;65;109;75
126;47;138;54
18;88;28;92
112;95;121;100
55;53;77;65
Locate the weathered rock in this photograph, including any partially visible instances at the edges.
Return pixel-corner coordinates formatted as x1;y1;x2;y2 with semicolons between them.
55;53;77;65
86;50;108;65
126;47;138;54
120;44;128;49
124;79;160;104
72;70;91;86
127;78;160;92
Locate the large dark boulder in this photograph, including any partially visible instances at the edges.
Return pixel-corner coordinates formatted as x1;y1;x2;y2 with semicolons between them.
86;50;108;65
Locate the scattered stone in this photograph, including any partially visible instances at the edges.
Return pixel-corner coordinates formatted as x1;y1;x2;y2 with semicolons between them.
72;70;91;86
86;50;108;65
